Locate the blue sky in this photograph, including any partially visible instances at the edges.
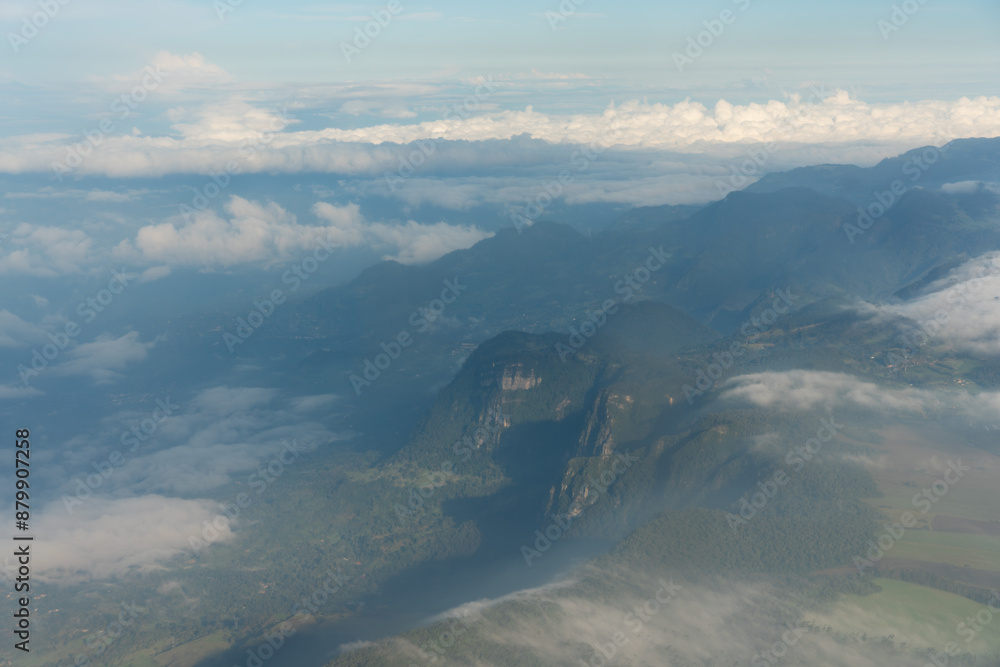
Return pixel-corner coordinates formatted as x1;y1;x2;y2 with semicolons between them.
1;0;998;103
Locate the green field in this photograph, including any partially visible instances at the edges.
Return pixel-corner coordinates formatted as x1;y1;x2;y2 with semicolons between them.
891;531;1000;572
804;579;1000;656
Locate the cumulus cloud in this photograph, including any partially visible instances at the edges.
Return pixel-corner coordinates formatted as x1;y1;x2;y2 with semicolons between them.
2;63;999;179
138;51;234;92
167;97;294;143
312;202;494;264
27;495;231;583
117;197;314;267
114;196;491;268
204;91;1000;154
0;224;93;276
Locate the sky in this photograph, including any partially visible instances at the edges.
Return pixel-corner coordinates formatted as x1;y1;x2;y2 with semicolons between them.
1;0;999;131
0;1;997;280
0;1;997;90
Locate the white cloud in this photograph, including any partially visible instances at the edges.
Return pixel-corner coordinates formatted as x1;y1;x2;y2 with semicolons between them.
251;91;1000;152
167;96;294;142
288;394;339;413
190;386;275;415
139;265;171;282
720;369;1000;427
84;189;132;202
55;331;157;382
0;224;93;276
940;180;1000;195
0;383;42;399
48;386;347;498
117;197;312;267
340;99;417;119
312;202;494;264
116;196;492;268
2;62;998;179
0;309;45;347
28;495;230;583
874;252;1000;355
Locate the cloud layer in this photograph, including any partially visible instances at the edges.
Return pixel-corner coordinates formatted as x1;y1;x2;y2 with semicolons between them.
1;51;998;179
720;369;1000;428
877;252;1000;355
111;196;493;268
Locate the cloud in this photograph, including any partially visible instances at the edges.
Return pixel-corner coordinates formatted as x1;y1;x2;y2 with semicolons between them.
27;495;231;583
312;202;494;263
167;96;294;143
288;394;339;413
340;100;417;119
139;265;171;283
55;331;157;382
719;369;1000;427
47;386;350;499
187;385;275;416
2;69;999;179
0;383;42;399
870;252;1000;355
940;180;1000;195
140;51;234;92
224;91;1000;152
115;196;492;268
118;197;312;267
357;570;920;667
0;309;45;347
84;189;132;202
0;224;93;276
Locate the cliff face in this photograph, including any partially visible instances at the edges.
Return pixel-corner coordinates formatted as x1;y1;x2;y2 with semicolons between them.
394;302;716;538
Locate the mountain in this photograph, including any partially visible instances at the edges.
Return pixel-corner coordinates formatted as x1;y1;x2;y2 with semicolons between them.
31;138;1000;667
746;137;1000;203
